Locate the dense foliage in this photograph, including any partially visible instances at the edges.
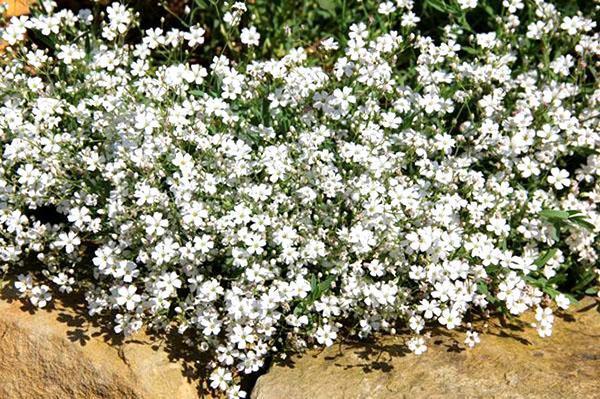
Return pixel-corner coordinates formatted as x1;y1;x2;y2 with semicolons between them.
1;0;598;396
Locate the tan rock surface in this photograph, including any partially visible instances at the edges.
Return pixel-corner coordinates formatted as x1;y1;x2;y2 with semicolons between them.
0;284;203;399
253;298;600;399
1;0;31;17
1;0;31;55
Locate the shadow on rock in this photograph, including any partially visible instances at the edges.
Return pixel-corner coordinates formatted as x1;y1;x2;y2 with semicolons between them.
0;279;213;398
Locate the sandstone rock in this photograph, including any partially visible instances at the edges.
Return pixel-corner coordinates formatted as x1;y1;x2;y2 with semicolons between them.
0;284;203;399
253;298;600;399
0;0;31;55
1;0;31;17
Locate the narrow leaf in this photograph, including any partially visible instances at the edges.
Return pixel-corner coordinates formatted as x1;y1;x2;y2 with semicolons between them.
533;248;557;267
539;209;570;220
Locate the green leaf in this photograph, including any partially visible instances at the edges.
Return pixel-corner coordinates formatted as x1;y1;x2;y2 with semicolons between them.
30;30;56;50
563;293;579;305
293;304;305;316
548;225;559;241
548;272;567;286
539;209;570;220
482;3;496;17
477;281;489;294
310;274;318;295
461;46;480;55
524;275;546;288
318;275;336;292
539;209;595;231
572;271;597;292
424;0;455;13
317;0;337;15
533;248;557;267
569;217;595;231
585;287;599;295
544;287;560;299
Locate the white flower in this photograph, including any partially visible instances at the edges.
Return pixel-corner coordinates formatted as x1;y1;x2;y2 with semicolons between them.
509;256;536;274
547;168;570;190
315;324;337;347
535;307;554;337
113;314;143;335
417;299;442;319
210;368;232;391
377;2;396;15
143;212;169;237
14;273;33;294
240;26;260;46
438;308;460;329
407;336;427;355
517;157;540;178
231;325;255;349
406;228;433;252
419;93;442;114
400;11;420;27
30;285;52;308
464;330;480;348
458;0;477;9
366;259;385;277
486;217;510;237
320;37;339;51
115;285;141;311
227;385;247;399
54;231;81;254
184;25;205;47
56;44;84;64
555;294;570;310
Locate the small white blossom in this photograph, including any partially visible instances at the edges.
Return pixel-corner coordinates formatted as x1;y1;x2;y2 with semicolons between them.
30;285;52;308
547;168;570;190
240;26;260;46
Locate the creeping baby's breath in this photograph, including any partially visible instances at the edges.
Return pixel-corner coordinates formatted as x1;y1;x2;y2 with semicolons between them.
0;0;598;396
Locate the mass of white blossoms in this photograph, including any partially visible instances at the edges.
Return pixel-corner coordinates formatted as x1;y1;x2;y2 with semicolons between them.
1;0;599;397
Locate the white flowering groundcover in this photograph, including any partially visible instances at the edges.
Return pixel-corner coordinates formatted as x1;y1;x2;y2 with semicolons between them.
1;0;599;396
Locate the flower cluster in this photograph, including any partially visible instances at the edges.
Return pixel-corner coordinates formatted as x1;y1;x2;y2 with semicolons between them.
1;1;599;397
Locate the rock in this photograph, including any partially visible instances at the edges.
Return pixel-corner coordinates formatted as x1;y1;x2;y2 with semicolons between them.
0;0;30;55
253;298;600;399
1;0;31;17
0;284;203;399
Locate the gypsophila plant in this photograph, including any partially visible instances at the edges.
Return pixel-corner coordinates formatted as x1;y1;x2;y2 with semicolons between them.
1;0;599;396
